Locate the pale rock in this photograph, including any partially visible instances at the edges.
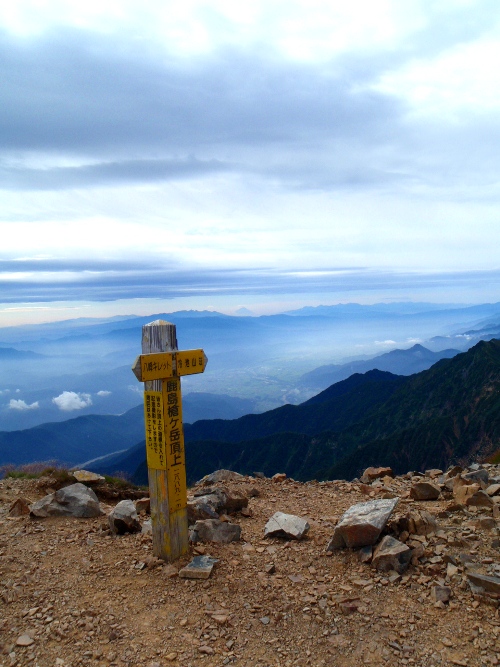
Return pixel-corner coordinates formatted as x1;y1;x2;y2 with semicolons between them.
454;481;480;505
431;585;451;603
72;470;105;484
264;512;309;540
410;481;441;501
135;497;150;513
9;498;30;516
360;467;394;484
272;473;287;483
30;483;102;518
141;519;152;534
197;469;245;485
16;635;34;646
108;499;141;534
327;498;399;550
486;484;500;496
192;519;242;543
372;535;411;574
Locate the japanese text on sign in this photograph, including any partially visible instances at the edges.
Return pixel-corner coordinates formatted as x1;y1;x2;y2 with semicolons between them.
143;391;166;470
162;378;187;513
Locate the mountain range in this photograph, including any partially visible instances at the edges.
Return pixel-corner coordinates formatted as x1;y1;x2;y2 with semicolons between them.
89;338;500;485
298;343;460;391
2;300;500;433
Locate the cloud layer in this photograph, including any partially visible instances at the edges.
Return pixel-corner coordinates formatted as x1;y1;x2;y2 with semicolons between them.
1;1;500;315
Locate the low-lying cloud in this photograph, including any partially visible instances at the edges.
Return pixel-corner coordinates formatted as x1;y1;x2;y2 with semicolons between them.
52;391;92;411
9;399;39;411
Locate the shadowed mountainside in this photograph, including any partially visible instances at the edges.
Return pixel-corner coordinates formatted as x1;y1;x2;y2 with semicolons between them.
123;339;500;484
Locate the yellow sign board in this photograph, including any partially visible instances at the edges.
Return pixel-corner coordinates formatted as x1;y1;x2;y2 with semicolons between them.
175;349;207;376
132;349;207;382
143;383;187;513
136;352;174;382
162;378;187;513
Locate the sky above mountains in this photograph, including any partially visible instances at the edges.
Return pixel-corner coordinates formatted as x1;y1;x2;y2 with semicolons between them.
1;0;500;325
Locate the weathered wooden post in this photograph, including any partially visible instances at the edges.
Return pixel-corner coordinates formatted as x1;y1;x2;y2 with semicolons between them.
131;320;207;562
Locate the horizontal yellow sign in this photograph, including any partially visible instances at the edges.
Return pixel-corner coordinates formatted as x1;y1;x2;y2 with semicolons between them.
132;349;207;381
175;349;207;376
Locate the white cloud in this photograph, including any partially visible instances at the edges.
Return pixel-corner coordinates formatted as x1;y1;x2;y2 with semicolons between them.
375;340;397;347
96;390;111;396
0;389;11;395
52;391;92;411
9;399;39;410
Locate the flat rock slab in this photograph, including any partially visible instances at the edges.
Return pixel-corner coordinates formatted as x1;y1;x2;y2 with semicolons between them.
178;555;218;580
410;481;441;501
30;483;102;518
372;535;411;574
192;519;242;543
467;572;500;597
327;498;399;550
264;512;310;540
72;470;105;484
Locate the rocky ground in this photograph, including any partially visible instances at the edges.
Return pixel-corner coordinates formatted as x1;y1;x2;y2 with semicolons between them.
1;465;500;667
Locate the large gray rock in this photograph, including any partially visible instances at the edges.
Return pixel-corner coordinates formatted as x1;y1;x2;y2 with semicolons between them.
108;499;141;534
191;519;242;543
264;512;310;540
327;498;399;550
372;535;411;573
30;483;102;518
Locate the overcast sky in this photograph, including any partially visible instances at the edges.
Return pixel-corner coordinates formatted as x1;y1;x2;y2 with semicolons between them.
1;0;500;325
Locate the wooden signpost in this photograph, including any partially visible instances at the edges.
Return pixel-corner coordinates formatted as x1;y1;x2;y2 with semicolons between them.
132;320;207;562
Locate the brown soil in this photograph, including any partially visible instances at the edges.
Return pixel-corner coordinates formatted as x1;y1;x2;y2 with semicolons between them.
1;472;500;667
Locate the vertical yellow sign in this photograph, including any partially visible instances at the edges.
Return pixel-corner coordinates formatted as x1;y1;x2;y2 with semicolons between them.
144;391;167;470
162;378;188;514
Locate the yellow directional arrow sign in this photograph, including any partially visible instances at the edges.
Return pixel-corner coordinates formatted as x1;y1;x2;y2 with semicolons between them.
175;349;207;376
132;349;208;382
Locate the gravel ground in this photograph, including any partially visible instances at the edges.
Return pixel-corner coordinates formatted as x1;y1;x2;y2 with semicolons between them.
1;470;500;667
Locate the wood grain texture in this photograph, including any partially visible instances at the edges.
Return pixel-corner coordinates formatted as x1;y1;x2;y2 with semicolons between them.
142;320;188;562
